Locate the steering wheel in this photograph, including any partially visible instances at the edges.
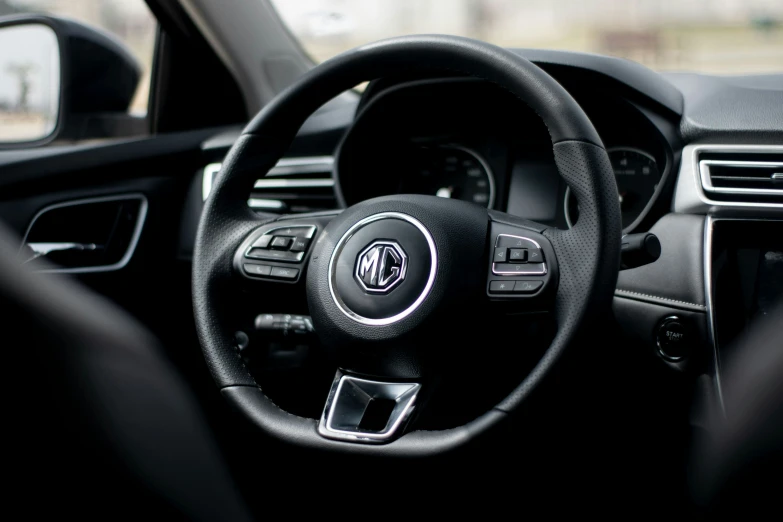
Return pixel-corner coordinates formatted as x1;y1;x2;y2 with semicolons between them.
193;35;621;456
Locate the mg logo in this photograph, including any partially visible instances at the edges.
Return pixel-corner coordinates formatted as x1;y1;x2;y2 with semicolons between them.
355;241;407;293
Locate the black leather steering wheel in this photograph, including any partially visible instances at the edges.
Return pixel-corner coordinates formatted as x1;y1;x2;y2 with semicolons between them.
193;35;621;456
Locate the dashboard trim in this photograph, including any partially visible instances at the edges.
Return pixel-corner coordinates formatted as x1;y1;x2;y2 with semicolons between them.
703;216;724;415
614;288;706;312
673;144;783;216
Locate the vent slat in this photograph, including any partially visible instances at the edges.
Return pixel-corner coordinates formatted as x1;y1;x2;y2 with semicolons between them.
710;176;775;181
203;157;338;214
699;157;783;203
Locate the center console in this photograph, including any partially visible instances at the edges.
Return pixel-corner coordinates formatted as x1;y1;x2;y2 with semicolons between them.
709;219;783;367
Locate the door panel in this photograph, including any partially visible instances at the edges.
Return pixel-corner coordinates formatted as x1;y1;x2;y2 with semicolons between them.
0;130;222;388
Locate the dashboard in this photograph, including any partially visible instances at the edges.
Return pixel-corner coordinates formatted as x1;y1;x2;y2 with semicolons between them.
335;77;676;233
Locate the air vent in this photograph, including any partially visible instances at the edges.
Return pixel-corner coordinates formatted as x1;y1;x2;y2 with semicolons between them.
699;154;783;204
202;156;338;213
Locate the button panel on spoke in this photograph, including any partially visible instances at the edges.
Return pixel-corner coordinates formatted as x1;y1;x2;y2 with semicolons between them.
486;231;552;299
237;223;319;283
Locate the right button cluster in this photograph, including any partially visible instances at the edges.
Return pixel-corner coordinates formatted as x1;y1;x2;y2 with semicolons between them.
489;234;548;295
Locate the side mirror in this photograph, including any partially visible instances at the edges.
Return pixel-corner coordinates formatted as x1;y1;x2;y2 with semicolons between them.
0;15;144;148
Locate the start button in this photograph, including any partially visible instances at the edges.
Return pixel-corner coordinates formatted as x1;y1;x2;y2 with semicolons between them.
656;316;691;362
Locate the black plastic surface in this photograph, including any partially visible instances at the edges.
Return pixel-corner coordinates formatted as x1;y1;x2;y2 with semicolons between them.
512;48;684;116
244;35;602;147
711;220;783;370
691;303;783;516
620;232;661;270
0;127;224;192
665;72;783;144
616;213;706;310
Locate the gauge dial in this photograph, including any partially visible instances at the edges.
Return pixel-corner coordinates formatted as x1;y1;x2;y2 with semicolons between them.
566;148;661;229
400;146;495;209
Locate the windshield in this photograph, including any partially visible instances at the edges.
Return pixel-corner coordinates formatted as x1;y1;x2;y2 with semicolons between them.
270;0;783;74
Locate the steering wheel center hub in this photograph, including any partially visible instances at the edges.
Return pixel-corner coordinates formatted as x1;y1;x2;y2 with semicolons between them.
328;212;437;326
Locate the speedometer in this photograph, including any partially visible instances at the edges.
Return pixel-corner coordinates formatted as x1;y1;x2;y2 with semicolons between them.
566;147;660;229
399;146;495;209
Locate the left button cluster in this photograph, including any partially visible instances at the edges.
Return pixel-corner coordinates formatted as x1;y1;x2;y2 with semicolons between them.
242;225;316;282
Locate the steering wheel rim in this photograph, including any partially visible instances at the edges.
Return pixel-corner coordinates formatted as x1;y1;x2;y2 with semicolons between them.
193;35;621;456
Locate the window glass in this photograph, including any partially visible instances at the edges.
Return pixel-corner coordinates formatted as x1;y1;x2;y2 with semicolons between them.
271;0;783;74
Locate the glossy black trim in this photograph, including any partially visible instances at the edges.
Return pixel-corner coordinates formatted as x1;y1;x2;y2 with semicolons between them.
0;127;230;190
512;49;684;116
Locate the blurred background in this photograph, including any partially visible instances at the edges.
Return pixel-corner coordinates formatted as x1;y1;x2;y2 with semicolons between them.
271;0;783;74
0;0;781;129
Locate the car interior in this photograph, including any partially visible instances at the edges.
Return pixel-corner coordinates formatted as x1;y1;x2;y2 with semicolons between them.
1;0;781;518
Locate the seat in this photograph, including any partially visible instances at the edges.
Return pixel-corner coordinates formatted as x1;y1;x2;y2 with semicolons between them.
0;222;252;521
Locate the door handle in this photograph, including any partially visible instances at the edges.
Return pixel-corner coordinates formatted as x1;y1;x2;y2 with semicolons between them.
23;242;103;264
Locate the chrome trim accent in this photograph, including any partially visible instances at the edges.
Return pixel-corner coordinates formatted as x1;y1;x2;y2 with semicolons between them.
703;216;726;415
247;198;286;210
673;144;783;215
328;212;438;326
253;178;335;189
492;264;547;276
441;145;496;209
24;242;99;264
318;370;420;443
20;194;148;274
700;159;783;195
268;156;334;176
202;162;221;201
202;156;335;201
491;234;547;276
564;185;575;229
